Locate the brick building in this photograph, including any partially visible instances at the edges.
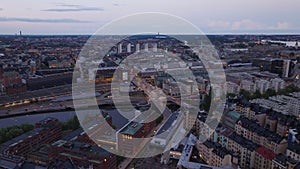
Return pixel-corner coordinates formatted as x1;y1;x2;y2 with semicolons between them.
0;70;26;95
235;117;288;154
254;146;276;169
1;117;62;155
49;140;117;169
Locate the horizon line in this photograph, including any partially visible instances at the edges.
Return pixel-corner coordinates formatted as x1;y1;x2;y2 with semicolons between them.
1;33;300;36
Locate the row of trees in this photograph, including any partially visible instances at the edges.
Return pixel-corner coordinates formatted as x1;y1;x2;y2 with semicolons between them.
0;116;82;144
201;88;212;112
155;114;164;125
62;116;80;131
0;123;34;143
202;84;300;112
229;84;300;100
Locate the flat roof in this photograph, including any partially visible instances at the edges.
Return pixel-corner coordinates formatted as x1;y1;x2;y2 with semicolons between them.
157;111;179;135
227;111;241;120
62;128;84;141
65;141;111;157
119;122;143;136
0;160;18;169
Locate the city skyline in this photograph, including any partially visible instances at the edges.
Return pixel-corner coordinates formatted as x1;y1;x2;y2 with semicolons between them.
0;0;300;35
0;31;300;168
0;1;300;167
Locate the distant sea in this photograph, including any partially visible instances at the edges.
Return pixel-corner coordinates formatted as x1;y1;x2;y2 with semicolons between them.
263;40;298;47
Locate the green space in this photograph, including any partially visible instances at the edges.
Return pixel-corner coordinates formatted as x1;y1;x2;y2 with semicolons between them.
62;115;80;131
155;114;164;125
0;124;34;143
236;84;300;100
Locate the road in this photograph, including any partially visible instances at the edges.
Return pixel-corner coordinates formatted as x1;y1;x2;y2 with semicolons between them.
0;89;147;118
0;82;112;106
131;77;173;118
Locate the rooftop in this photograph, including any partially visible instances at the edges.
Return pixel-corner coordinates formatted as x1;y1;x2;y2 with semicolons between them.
178;161;229;169
288;142;300;154
255;146;276;160
228;132;258;151
0;153;24;169
273;154;299;166
156;111;179;135
28;144;51;159
1;117;60;148
237;117;285;144
61;141;111;158
119;121;143;136
2;71;18;77
226;111;241;120
47;159;76;169
20;162;47;169
203;140;230;158
62;128;84;141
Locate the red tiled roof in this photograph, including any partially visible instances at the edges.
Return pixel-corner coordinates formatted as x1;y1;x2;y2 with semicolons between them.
255;146;276;160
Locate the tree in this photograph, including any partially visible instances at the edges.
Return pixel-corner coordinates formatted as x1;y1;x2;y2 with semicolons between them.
277;84;300;95
201;88;212;112
6;128;23;140
155;114;164;125
0;124;34;143
239;89;251;100
116;156;126;165
262;89;276;98
20;124;34;132
251;90;262;99
226;93;236;98
63;116;80;131
0;128;8;136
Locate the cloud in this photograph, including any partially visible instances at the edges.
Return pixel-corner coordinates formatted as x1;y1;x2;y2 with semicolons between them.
231;19;263;30
0;8;3;11
208;19;290;31
207;20;231;29
270;22;289;30
0;17;90;23
59;4;81;8
43;4;103;12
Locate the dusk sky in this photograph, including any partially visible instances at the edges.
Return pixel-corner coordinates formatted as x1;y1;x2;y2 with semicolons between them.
0;0;299;35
